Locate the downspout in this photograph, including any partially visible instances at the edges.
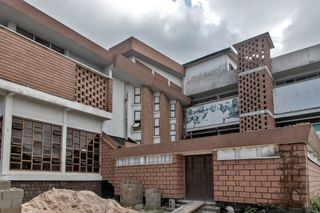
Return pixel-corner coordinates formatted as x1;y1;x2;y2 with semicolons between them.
124;82;129;140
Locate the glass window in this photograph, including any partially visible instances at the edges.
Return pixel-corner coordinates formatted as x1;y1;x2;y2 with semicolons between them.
134;87;141;104
66;128;100;173
154;96;160;112
154;118;160;136
10;117;62;171
170;103;176;118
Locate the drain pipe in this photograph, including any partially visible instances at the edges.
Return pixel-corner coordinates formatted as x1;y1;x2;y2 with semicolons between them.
124;82;129;140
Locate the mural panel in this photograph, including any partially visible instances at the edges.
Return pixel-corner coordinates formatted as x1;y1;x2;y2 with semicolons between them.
185;97;239;131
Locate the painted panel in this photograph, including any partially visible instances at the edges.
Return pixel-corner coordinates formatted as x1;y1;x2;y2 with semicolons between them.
185;97;239;131
217;145;279;160
273;78;320;115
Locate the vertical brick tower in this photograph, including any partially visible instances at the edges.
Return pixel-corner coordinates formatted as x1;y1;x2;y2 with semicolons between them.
233;33;275;132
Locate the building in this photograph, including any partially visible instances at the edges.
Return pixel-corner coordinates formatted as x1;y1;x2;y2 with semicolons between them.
1;0;320;210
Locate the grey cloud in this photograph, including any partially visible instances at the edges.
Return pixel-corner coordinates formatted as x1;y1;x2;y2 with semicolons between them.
26;0;320;63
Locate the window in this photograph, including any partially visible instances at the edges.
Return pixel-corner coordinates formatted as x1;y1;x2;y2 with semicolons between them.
134;87;141;104
170;103;176;118
16;26;65;54
133;111;141;131
16;27;33;39
51;43;65;54
170;124;176;131
10;117;62;171
154;95;160;112
35;35;50;47
66;128;100;173
154;118;160;136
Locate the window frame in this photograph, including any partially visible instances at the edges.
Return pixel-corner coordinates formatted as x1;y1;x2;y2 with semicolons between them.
154;118;160;136
154;95;160;112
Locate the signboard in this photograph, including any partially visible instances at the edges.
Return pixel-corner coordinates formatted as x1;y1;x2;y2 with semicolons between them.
185;97;239;131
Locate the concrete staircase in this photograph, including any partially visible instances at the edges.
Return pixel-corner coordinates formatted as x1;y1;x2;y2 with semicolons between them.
175;200;220;213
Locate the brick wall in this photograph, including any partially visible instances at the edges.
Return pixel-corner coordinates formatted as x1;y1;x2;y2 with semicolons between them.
175;101;184;141
101;137;116;184
307;159;320;200
12;181;101;202
141;86;154;144
112;155;185;198
213;143;308;208
160;92;170;143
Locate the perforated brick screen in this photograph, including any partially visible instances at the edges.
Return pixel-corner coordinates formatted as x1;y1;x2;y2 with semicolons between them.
236;37;271;72
75;66;112;112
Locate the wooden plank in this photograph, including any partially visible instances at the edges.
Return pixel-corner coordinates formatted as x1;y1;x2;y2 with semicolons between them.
172;201;205;213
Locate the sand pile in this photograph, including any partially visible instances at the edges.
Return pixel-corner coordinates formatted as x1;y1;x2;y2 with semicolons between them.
22;188;139;213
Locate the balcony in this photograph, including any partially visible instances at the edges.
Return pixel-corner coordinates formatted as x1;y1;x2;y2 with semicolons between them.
0;26;112;114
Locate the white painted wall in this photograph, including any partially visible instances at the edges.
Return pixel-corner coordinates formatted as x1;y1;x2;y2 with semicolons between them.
273;78;320;115
127;84;141;141
103;78;126;137
67;111;102;133
12;95;64;125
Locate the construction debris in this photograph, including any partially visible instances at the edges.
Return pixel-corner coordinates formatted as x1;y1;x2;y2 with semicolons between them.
22;188;139;213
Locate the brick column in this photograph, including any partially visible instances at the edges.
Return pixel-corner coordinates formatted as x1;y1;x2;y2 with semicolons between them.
141;86;154;144
175;101;184;141
160;92;170;143
233;33;275;132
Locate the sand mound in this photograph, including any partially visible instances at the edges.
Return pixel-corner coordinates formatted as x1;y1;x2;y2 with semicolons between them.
22;188;139;213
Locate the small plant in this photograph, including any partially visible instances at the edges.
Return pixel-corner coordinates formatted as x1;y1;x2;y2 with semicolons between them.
244;206;257;213
312;197;320;213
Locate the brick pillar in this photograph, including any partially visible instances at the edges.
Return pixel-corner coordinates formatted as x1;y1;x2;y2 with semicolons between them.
160;92;170;143
141;86;154;144
106;78;113;112
101;136;116;184
175;101;184;141
279;143;308;208
233;33;275;132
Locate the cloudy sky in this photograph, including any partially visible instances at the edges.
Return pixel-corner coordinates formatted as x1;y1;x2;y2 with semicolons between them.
26;0;320;64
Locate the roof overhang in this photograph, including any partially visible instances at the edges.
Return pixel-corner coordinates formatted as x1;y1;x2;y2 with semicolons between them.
110;37;185;78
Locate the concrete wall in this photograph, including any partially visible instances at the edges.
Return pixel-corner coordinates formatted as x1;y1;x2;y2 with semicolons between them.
184;55;237;96
272;44;320;73
273;78;320;116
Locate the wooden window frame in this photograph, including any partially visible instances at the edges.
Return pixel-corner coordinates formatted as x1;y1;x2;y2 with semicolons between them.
66;128;100;173
10;116;62;171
